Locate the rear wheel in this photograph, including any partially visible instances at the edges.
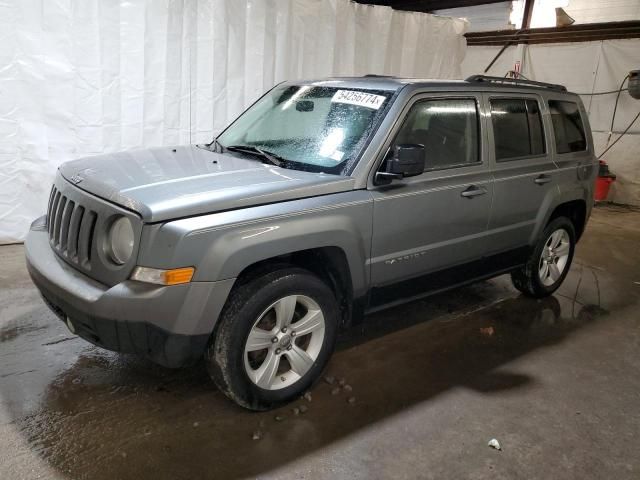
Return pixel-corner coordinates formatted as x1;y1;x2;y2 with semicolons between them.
511;216;576;298
206;268;338;410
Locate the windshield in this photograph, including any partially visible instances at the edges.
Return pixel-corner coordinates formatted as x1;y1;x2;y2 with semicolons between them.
216;84;394;175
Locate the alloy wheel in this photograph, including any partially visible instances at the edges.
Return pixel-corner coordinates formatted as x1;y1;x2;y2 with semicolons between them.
243;295;325;390
538;228;571;286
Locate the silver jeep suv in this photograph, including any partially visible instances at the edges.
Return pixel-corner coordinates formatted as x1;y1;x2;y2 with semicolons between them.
26;75;596;410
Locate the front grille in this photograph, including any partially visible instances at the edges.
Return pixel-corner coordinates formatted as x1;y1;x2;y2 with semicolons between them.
47;185;98;269
45;173;142;286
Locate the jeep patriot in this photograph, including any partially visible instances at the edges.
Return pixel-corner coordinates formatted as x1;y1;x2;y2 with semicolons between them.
26;75;596;410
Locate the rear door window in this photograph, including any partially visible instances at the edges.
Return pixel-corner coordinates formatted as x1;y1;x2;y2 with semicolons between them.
490;98;545;161
548;100;587;153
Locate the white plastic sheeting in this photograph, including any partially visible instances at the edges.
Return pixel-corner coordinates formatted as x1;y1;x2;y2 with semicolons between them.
434;1;513;32
512;0;640;30
0;0;467;244
449;1;640;33
462;39;640;205
565;0;640;24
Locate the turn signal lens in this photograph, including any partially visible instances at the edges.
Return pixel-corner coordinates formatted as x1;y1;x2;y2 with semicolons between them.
131;266;195;285
164;268;195;285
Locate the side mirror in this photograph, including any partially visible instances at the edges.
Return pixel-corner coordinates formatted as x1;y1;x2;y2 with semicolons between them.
375;144;425;185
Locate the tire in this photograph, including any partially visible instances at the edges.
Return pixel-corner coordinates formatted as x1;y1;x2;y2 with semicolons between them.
206;267;339;411
511;216;576;298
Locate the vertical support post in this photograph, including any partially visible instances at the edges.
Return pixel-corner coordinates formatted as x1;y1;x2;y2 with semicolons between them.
517;0;535;79
522;0;535;29
484;0;535;75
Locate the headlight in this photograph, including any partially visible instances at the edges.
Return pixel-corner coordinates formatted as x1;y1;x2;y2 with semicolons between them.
107;216;134;265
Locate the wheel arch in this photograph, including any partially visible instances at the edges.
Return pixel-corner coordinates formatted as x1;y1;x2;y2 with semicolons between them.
532;196;588;245
547;199;587;240
229;246;355;328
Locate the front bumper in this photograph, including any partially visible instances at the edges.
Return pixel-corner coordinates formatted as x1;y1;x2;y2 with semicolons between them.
25;220;235;368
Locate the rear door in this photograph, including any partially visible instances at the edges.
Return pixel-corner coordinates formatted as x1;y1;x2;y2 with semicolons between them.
484;93;558;255
369;92;493;290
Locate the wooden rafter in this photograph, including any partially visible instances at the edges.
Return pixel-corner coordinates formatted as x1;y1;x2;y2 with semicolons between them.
466;21;640;46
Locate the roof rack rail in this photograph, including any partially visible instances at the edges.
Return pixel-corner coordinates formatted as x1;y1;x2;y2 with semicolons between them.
363;74;394;78
465;75;567;92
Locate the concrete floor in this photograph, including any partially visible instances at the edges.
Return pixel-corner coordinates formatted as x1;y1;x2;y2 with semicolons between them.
1;205;639;480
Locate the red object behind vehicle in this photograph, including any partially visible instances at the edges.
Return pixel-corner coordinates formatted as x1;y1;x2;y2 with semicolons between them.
595;160;616;201
595;176;615;201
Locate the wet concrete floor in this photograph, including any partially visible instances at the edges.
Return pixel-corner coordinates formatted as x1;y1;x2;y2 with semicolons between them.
1;204;639;479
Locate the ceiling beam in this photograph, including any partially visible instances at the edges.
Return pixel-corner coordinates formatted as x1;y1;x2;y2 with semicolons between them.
353;0;508;13
466;20;640;46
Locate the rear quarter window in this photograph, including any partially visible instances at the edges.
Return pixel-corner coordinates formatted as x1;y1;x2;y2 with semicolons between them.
548;100;587;153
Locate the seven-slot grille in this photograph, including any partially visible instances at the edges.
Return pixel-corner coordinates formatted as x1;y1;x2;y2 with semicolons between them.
47;185;97;268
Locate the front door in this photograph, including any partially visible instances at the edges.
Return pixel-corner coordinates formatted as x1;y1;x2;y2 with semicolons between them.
369;94;493;295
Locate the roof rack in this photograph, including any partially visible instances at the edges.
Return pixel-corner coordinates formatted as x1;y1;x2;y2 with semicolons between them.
465;75;567;92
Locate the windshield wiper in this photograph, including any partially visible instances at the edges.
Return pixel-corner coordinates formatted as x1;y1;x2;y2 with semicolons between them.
225;145;285;167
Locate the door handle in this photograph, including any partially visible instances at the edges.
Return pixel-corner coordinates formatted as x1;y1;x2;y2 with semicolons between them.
460;186;487;198
534;174;552;185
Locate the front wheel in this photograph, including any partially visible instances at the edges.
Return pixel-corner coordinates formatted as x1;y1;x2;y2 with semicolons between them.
206;268;339;410
511;216;576;298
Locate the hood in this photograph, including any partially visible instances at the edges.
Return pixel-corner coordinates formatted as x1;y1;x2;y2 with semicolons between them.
58;145;355;222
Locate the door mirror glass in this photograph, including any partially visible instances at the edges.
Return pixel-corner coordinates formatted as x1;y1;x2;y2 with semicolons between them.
387;144;425;176
375;144;425;185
